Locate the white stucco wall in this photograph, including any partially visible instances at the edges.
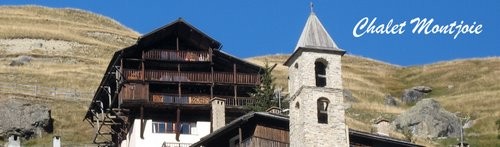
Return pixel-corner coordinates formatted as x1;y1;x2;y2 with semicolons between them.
120;119;211;147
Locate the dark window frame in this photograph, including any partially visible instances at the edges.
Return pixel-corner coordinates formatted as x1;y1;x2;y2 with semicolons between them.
314;60;327;87
317;98;330;124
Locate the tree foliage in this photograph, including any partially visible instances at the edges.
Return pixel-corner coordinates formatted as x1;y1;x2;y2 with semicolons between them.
248;61;277;112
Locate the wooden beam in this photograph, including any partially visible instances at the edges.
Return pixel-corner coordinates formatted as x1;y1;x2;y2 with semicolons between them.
178;83;182;101
140;106;144;139
176;37;179;51
175;107;181;141
239;127;243;147
178;64;181;99
233;63;237;84
209;48;213;62
234;85;238;105
210;63;214;99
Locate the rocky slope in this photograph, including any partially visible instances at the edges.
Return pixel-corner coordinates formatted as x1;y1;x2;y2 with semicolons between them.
0;5;139;146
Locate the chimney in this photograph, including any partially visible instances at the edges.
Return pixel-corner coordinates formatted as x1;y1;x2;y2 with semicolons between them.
210;97;226;132
53;136;61;147
266;106;281;114
7;135;20;147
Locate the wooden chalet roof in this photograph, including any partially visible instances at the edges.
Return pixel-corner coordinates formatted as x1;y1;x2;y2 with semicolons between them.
191;112;423;147
190;112;289;147
139;18;221;51
84;19;263;120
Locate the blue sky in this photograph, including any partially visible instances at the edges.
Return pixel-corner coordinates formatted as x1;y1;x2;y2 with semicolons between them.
1;0;499;66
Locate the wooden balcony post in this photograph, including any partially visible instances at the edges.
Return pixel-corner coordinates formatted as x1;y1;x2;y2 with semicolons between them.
178;83;181;103
176;37;179;51
233;64;236;84
209;48;213;62
175;107;181;141
234;85;238;105
140;105;145;139
120;59;123;79
239;127;243;147
141;62;145;81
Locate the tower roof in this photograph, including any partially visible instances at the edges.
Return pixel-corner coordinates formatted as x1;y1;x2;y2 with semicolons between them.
295;12;342;51
284;10;345;66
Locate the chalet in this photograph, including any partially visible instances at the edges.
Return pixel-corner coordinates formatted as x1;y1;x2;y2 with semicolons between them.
84;19;263;147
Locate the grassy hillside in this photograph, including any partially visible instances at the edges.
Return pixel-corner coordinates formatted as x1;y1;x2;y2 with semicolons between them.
248;55;500;146
0;5;139;145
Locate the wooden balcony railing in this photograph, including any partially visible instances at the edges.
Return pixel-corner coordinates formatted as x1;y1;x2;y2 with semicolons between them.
120;89;256;107
150;94;255;107
225;97;255;106
151;94;211;105
144;50;210;62
162;143;191;147
123;69;260;85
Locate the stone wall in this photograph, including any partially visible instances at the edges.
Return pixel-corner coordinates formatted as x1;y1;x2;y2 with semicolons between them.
210;98;225;131
288;51;343;96
289;87;348;147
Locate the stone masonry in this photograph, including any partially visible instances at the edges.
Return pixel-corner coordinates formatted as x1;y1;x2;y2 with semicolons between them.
289;87;347;147
288;51;347;147
210;98;225;131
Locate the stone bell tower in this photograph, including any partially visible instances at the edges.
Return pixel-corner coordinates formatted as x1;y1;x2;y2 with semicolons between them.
284;5;348;147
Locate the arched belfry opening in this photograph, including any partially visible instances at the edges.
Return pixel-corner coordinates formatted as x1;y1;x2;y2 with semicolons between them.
315;59;327;87
317;98;329;124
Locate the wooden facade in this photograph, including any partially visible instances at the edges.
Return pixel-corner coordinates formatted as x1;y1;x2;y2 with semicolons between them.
244;125;289;147
191;112;290;147
84;19;263;146
191;112;422;147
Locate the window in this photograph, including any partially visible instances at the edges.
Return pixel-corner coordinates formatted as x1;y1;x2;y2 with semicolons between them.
180;122;196;134
315;60;327;87
317;98;329;124
152;121;196;134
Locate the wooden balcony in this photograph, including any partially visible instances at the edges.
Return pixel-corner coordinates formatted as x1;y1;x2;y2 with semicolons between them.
119;86;255;107
144;50;210;62
123;69;260;85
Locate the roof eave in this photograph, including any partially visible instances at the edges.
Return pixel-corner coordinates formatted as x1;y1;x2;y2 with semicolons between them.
284;47;346;66
138;18;222;50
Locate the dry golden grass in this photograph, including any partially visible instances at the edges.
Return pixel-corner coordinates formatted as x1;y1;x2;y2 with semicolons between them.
0;5;138;145
0;5;139;90
246;54;290;91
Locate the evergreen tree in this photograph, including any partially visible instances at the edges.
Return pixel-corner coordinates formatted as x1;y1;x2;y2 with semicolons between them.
249;61;277;112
